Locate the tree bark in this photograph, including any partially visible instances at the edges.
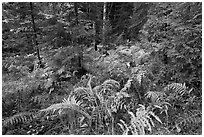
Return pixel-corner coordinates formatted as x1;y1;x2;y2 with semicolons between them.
102;2;107;46
74;2;78;25
94;21;101;51
30;2;42;67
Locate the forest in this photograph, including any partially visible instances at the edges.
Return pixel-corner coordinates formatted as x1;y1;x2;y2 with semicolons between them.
2;2;202;135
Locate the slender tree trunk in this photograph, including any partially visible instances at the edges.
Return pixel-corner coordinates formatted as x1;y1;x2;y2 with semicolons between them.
52;2;58;15
30;2;42;67
102;2;107;46
74;2;78;25
87;3;96;50
93;22;96;50
74;2;83;68
94;21;101;51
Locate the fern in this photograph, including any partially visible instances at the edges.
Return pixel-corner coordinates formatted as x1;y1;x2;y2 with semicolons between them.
131;66;147;85
101;79;120;92
94;79;120;101
40;97;91;120
120;78;133;92
38;77;165;135
90;104;113;134
99;78;133;113
136;105;162;129
3;112;36;128
109;91;131;113
30;94;49;104
164;83;187;96
146;82;202;129
163;83;191;111
71;87;96;106
38;76;119;135
136;70;146;85
74;74;91;88
145;91;166;103
145;90;172;120
69;74;99;108
118;105;162;135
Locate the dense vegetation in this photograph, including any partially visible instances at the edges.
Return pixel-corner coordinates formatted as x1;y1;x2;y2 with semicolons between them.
2;2;202;135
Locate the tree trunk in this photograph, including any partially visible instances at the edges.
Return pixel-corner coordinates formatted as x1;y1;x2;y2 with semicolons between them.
94;20;101;51
74;2;78;25
93;22;97;50
30;2;42;67
74;2;82;67
102;2;107;46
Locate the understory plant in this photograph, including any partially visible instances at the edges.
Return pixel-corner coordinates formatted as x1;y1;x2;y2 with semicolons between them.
145;82;202;134
3;73;162;135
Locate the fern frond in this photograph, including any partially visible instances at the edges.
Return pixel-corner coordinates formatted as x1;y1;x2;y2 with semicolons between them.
40;97;91;120
116;91;131;98
164;83;187;96
118;105;161;135
135;70;146;85
102;79;120;91
137;104;163;125
74;74;91;88
120;78;133;92
94;79;120;100
72;87;95;103
116;98;128;111
145;91;166;103
148;111;162;124
118;120;129;135
109;91;131;112
30;94;49;104
90;104;112;134
128;111;145;135
3;112;36;128
68;85;99;109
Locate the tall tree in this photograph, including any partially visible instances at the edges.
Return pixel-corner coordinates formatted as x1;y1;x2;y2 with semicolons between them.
102;2;107;45
74;2;79;25
29;2;42;66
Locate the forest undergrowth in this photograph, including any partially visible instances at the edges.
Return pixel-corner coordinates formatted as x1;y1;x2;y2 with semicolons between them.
2;2;202;135
2;42;202;135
